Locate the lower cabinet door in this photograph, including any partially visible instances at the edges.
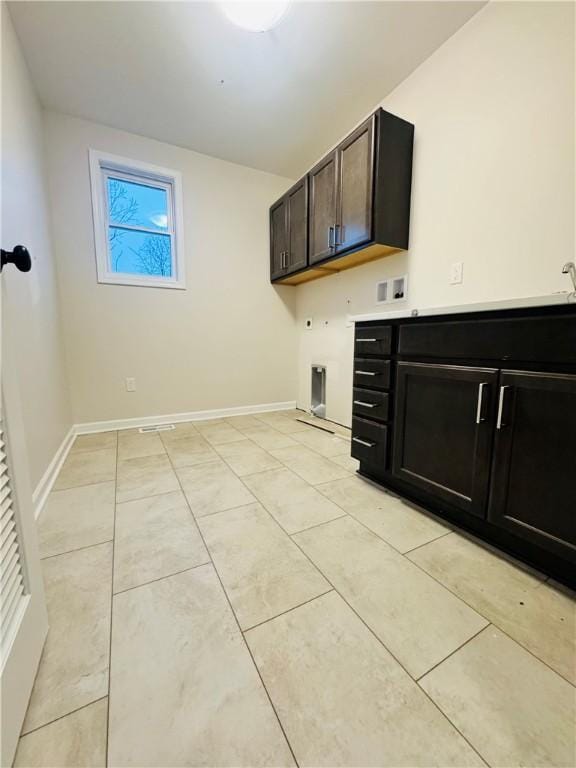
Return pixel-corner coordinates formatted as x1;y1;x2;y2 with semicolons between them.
488;371;576;560
392;362;498;517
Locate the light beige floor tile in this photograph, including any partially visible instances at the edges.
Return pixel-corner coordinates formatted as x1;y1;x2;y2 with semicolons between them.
226;414;265;430
243;467;346;534
293;429;351;458
408;532;576;684
177;459;255;517
330;454;359;472
15;699;107;768
108;565;294;767
39;482;115;558
318;476;450;553
162;433;218;468
246;591;484;767
159;422;200;442
70;432;117;455
196;421;246;445
294;516;487;678
116;454;179;503
420;626;576;767
117;429;166;460
199;502;329;629
114;491;209;593
214;439;282;476
23;543;112;733
255;413;312;434
239;424;299;451
54;448;116;491
270;445;351;485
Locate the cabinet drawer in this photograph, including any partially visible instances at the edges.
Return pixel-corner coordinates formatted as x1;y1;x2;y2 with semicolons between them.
351;417;387;468
353;388;389;422
398;314;576;364
355;325;392;356
353;359;391;390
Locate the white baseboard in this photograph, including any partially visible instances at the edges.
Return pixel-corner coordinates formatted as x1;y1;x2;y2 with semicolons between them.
32;401;297;518
32;426;76;520
74;400;297;434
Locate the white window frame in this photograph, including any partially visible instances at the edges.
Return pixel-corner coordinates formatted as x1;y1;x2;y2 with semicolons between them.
89;149;186;289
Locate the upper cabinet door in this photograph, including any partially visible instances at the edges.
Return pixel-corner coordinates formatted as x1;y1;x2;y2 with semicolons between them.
392;362;498;518
308;151;338;264
336;115;375;252
270;198;288;280
488;371;576;560
286;178;308;275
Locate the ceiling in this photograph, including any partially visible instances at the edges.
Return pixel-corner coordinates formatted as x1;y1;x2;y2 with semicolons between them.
9;1;485;178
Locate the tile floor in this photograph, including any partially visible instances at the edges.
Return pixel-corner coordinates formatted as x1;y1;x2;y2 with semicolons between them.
15;410;576;767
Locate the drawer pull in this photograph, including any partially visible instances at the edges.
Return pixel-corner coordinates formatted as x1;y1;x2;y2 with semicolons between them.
352;437;375;448
358;338;377;342
355;370;377;376
354;400;376;408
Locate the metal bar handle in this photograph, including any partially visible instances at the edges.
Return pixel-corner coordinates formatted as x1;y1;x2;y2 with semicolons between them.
475;382;486;424
354;401;376;408
354;370;376;376
334;224;341;247
352;437;375;448
496;385;510;430
328;226;335;249
358;338;378;342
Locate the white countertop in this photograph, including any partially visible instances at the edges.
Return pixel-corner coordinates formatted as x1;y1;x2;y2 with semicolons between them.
348;292;575;324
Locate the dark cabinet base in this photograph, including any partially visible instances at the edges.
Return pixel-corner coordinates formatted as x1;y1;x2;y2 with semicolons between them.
357;464;576;589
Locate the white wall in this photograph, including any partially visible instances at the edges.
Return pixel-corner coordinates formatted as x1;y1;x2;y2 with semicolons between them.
296;1;575;426
44;113;297;424
1;8;72;487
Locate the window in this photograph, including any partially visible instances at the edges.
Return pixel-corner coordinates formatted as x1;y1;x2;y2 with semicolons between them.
89;150;185;289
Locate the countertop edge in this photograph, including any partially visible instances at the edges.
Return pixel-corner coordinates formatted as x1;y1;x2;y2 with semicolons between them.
348;293;575;323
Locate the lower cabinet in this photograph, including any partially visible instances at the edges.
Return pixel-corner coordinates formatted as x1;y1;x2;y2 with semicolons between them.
392;362;498;518
488;371;576;560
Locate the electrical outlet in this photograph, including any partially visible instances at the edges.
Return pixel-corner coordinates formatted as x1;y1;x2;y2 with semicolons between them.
450;262;464;285
305;318;313;330
125;377;136;392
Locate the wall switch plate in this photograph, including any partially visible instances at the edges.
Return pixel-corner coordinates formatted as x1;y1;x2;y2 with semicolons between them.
305;318;313;330
125;377;136;392
450;262;464;285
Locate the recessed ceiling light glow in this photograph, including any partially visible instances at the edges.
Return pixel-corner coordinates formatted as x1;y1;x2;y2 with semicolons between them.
218;1;291;32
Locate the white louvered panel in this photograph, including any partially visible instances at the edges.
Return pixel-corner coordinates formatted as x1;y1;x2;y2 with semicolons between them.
0;422;26;647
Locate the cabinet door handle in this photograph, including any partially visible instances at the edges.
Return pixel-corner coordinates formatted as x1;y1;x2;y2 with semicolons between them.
496;385;510;430
334;224;341;247
355;370;376;376
352;437;375;448
328;226;335;249
354;400;376;408
475;382;487;424
358;338;378;343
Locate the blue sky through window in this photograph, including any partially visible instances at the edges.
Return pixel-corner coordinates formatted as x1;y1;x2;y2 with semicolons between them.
107;176;172;276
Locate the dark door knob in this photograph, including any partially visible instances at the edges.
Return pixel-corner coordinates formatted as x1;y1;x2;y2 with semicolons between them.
1;245;32;273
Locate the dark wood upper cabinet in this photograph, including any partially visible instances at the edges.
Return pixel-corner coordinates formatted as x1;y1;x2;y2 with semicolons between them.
271;108;414;284
270;197;288;281
488;371;576;560
336;115;375;253
309;151;338;264
269;177;308;280
392;362;498;518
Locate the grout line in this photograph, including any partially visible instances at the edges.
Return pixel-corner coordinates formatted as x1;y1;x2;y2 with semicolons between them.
287;514;349;538
19;696;109;739
40;539;114;561
105;437;119;767
396;529;453;556
52;478;117;493
112;561;212;596
415;622;491;682
163;446;301;767
242;589;335;633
